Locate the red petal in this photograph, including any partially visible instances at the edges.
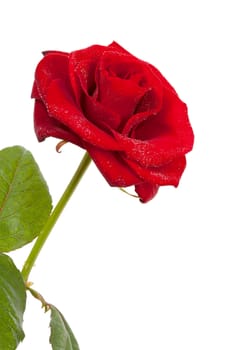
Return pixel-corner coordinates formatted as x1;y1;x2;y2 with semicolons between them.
45;79;121;150
82;93;123;130
113;93;194;167
34;53;71;100
108;41;132;54
86;146;140;187
69;45;105;100
135;183;159;203
97;52;148;121
125;156;187;186
31;82;40;99
147;63;177;95
42;50;69;57
34;100;84;147
122;109;159;136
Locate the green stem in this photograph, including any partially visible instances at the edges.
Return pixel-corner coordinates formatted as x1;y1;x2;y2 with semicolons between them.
21;151;91;281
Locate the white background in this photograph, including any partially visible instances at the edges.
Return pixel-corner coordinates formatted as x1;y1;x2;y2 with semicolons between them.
0;0;232;349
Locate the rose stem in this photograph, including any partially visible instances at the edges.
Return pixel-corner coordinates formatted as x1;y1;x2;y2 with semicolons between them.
21;151;92;282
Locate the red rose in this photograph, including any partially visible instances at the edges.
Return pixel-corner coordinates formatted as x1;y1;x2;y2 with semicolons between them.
32;41;194;203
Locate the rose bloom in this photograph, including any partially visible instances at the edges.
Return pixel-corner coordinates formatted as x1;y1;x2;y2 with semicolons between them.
32;41;194;203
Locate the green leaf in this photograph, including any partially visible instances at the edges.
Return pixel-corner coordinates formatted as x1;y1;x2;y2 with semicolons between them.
0;146;52;252
50;305;80;350
0;253;26;349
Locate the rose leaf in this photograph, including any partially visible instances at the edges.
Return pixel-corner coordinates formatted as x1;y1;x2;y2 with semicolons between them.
0;253;26;349
49;305;80;350
0;146;52;252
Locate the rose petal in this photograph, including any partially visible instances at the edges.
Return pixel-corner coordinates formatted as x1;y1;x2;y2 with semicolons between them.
82;93;123;130
86;146;140;187
42;50;69;57
34;99;84;147
125;155;187;186
134;88;192;141
108;41;132;54
122;109;159;136
135;182;160;203
69;42;131;99
97;51;148;122
113;93;194;167
31;82;40;99
45;79;121;150
113;132;191;168
148;63;177;95
69;45;106;96
34;53;71;100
